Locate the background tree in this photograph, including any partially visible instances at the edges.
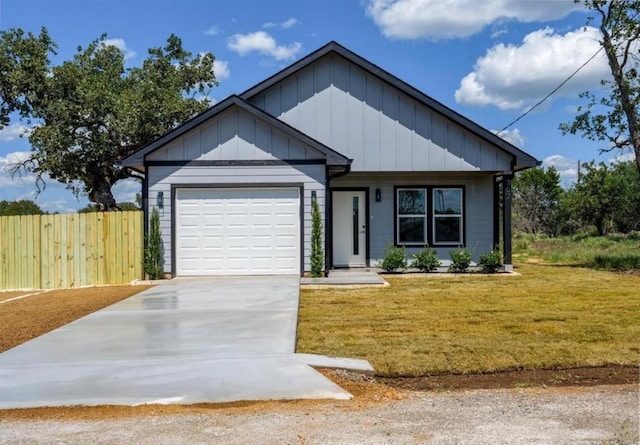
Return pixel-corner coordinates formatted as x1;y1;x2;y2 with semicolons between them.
0;28;56;128
512;166;564;235
567;160;640;235
0;199;45;216
2;30;217;210
560;0;640;173
78;201;140;213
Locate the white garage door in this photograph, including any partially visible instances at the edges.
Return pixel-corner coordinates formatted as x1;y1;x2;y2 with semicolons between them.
176;188;300;275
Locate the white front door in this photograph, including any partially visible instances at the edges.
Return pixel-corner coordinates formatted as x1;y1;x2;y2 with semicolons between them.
332;190;367;267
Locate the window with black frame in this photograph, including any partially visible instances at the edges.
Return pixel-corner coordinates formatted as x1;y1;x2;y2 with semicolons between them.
397;188;426;244
396;187;464;246
432;188;463;245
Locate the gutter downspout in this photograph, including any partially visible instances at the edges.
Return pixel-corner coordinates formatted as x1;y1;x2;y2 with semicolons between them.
324;162;352;276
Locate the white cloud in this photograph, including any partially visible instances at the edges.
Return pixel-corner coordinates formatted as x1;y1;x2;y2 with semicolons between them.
227;31;302;61
543;154;579;185
204;25;220;36
102;38;137;60
365;0;583;40
112;178;141;203
263;18;300;29
0;123;32;142
0;151;36;187
213;59;230;81
493;128;525;147
455;27;609;110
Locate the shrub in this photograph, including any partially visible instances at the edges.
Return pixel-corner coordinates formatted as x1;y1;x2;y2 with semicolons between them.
448;247;472;273
479;250;502;274
310;196;324;277
379;244;407;272
144;207;164;280
412;246;440;272
592;254;640;271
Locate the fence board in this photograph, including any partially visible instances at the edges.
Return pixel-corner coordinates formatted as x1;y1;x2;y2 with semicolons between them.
0;211;143;289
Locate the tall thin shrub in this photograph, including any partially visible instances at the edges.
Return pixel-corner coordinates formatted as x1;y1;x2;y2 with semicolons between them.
144;207;164;280
310;196;324;277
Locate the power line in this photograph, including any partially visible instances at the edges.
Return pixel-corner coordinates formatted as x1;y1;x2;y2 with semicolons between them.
497;45;604;135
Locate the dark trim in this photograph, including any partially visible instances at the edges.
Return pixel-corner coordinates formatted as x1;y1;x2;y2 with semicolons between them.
142;174;149;277
146;159;326;167
240;41;539;169
502;175;513;266
330;187;370;268
122;95;351;168
170;183;305;277
493;177;500;250
393;185;467;248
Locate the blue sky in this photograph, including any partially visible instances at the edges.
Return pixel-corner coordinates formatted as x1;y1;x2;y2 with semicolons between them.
0;0;628;212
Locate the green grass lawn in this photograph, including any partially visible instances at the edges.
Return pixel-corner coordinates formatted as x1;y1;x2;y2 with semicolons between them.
296;263;640;376
514;233;640;270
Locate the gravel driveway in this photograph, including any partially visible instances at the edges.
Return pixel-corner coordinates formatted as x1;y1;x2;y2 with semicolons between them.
1;385;637;444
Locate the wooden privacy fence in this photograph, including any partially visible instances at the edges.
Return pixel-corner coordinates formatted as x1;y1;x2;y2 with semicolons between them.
0;211;143;290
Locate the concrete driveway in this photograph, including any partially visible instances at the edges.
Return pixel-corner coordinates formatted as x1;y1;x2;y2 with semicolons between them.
0;276;353;409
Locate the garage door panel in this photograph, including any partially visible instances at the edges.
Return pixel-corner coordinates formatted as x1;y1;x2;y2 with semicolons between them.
176;187;300;276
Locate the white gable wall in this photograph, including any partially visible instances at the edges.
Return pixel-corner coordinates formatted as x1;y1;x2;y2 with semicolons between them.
249;55;513;172
146;108;325;162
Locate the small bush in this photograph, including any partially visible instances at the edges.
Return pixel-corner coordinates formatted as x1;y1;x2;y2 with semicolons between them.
310;196;324;277
412;246;440;272
592;254;640;271
479;250;502;274
144;207;164;280
448;248;472;273
379;244;407;272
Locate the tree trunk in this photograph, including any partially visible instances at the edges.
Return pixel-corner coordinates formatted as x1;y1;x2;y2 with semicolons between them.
88;179;118;211
600;7;640;174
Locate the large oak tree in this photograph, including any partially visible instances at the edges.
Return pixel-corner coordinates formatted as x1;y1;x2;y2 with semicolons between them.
561;0;640;174
0;30;217;210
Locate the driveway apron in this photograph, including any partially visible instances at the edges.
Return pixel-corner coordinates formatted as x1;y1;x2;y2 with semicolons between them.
0;276;351;408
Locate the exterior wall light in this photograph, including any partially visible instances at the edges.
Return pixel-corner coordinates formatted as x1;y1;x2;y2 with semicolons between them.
157;191;164;209
375;188;382;202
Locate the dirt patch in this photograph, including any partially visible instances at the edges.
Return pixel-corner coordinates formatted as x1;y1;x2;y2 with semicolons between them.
0;291;33;303
0;285;152;353
380;366;639;391
0;367;636;422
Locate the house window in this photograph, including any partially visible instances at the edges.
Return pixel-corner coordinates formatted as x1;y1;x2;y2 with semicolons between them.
395;186;464;246
433;188;463;245
397;189;426;244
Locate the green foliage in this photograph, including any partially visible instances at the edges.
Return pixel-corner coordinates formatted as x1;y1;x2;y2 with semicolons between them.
412;246;440;272
310;196;324;278
0;199;44;216
478;250;502;274
566;161;640;235
512;166;564;236
0;27;56;127
561;1;639;173
592;254;640;271
379;244;407;272
144;207;163;280
78;201;141;213
1;29;218;210
448;248;472;273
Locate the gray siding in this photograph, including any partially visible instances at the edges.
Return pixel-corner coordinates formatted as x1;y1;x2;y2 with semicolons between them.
249;55;512;172
148;164;326;274
332;172;495;264
147;108;324;162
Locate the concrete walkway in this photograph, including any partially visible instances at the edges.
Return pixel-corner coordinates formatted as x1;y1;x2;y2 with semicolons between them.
0;276;357;409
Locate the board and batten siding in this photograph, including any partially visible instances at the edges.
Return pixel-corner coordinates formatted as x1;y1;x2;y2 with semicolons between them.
332;172;495;263
146;108;325;162
147;164;325;274
249;55;512;173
